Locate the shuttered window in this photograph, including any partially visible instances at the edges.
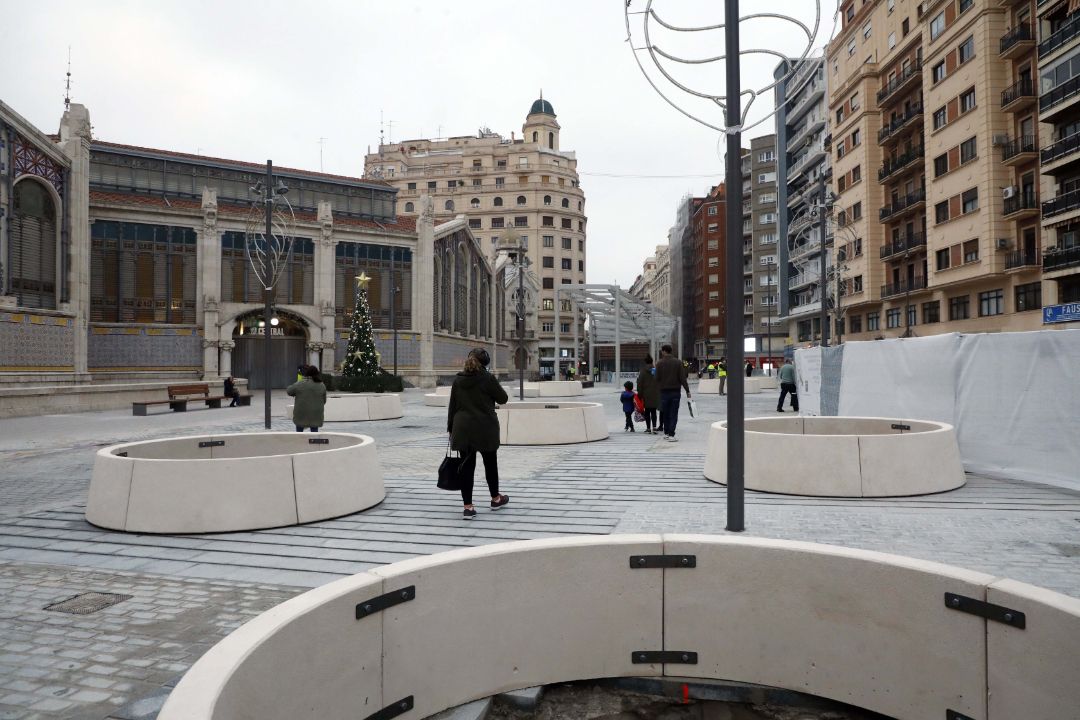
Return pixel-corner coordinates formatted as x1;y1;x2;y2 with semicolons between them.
334;242;413;330
10;179;58;310
220;232;314;306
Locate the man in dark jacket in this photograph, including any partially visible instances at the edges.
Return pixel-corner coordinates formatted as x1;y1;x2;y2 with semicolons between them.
448;348;510;519
654;344;691;442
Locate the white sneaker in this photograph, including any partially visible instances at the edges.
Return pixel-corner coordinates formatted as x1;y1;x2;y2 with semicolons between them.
665;435;678;442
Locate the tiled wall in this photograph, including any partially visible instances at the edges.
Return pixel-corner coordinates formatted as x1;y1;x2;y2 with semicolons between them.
87;325;202;371
0;312;75;371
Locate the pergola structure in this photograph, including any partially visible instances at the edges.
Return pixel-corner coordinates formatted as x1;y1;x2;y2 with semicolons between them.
554;284;680;380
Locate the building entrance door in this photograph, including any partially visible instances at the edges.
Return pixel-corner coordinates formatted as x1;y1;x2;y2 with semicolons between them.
232;314;308;390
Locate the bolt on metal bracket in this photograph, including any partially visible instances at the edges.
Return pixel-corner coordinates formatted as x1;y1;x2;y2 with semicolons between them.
363;696;414;720
629;555;697;569
946;710;976;720
632;651;698;664
944;592;1025;629
355;586;416;620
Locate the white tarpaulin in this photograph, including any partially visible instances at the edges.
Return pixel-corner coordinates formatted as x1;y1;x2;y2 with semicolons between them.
792;346;822;416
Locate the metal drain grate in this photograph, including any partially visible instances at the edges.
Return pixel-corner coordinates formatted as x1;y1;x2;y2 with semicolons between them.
44;592;132;615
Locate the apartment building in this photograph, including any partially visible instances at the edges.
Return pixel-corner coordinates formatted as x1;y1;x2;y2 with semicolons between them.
691;184;729;360
668;195;699;354
1037;0;1080;321
828;0;1048;343
740;151;753;341
774;55;834;349
747;135;785;366
363;97;588;374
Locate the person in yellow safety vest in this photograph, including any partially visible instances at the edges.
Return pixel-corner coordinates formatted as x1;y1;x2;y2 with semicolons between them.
717;357;728;396
707;362;716;379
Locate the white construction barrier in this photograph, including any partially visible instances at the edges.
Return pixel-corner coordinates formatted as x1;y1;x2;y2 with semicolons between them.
86;432;384;533
496;402;608;445
704;417;966;497
158;536;1080;720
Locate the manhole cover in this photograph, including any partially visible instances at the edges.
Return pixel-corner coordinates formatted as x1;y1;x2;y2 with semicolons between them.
44;592;132;615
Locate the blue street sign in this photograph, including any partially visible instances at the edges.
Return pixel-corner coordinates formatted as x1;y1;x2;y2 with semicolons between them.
1043;303;1080;324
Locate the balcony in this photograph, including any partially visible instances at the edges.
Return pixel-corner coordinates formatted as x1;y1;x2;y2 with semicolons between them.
1044;245;1080;272
879;188;927;221
788;81;826;124
1004;189;1040;218
1005;249;1041;270
1041;132;1080;171
1040;75;1080;119
1000;23;1035;59
790;238;822;261
788;272;820;290
788;113;827;152
878;145;924;183
881;276;928;299
879;232;927;260
1001;135;1038;165
876;60;923;107
1043;187;1080;218
1038;11;1080;59
789;141;827;181
877;102;924;145
1002;78;1037;113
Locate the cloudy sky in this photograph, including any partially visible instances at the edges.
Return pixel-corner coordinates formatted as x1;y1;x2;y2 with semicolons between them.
3;1;836;287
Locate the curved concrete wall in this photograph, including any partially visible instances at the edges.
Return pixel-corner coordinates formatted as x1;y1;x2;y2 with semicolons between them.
325;393;403;421
86;432;385;533
511;381;584;398
496;402;608;444
697;378;761;394
704;416;966;497
423;387;451;407
158;536;1080;720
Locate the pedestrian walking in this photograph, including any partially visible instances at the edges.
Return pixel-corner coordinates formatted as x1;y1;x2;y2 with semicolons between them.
224;376;240;407
636;355;660;434
707;361;716;379
745;360;753;378
777;358;799;413
655;344;691;442
717;357;728;395
447;348;510;520
620;381;636;432
286;366;326;432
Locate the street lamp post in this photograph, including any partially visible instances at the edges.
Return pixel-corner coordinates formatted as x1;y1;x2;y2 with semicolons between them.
390;249;399;376
817;171;829;349
767;260;774;373
515;239;527;401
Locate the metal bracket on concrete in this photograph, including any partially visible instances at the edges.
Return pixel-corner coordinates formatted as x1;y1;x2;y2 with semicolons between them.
308;438;329;445
632;651;698;664
198;440;225;448
355;586;416;620
890;423;911;432
116;451;128;457
946;710;976;720
944;592;1026;629
629;555;696;569
364;696;414;720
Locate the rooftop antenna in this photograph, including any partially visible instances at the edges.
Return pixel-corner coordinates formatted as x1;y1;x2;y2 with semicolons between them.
317;137;327;172
64;46;72;110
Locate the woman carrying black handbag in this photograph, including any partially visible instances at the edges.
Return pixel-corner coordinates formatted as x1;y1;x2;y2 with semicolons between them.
447;348;509;519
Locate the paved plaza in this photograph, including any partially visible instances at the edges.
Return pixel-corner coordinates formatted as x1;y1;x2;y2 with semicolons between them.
1;384;1078;719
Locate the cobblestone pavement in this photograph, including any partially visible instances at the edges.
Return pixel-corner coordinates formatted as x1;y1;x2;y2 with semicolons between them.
0;383;1078;719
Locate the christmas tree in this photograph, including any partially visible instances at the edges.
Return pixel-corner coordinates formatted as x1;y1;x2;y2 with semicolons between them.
341;272;380;378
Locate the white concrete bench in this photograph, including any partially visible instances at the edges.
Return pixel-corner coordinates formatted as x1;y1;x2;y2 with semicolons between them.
86;432;384;533
157;535;1080;720
424;386;452;407
286;393;403;422
705;416;966;497
496;402;608;444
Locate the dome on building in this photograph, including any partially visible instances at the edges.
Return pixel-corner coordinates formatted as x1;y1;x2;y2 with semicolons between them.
529;98;555;116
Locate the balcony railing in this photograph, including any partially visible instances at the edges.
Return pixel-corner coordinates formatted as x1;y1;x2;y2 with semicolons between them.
1005;249;1040;270
879;187;927;221
1043;188;1080;218
1042;132;1080;165
1002;77;1036;109
881;276;928;299
878;144;924;182
1002;134;1037;162
876;60;923;106
1044;245;1080;271
1004;189;1039;215
1000;23;1034;55
877;101;924;144
1040;75;1080;114
1039;11;1080;59
879;232;927;260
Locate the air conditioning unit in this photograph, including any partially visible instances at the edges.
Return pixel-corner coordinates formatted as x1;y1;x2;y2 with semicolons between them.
992;134;1010;147
1002;186;1018;199
996;238;1011;250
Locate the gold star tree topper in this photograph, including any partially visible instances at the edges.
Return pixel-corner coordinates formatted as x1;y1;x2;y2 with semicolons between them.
355;272;371;289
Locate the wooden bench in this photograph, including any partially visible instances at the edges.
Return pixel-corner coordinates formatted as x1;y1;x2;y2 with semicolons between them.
132;383;251;416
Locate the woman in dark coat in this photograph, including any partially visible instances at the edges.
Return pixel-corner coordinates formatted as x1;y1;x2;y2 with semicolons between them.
286;366;326;432
447;348;509;519
636;355;661;435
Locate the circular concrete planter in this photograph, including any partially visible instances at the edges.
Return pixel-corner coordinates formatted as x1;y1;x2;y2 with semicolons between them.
287;393;403;422
704;416;966;497
509;381;584;398
423;386;452;407
85;432;385;534
697;378;760;394
496;401;608;444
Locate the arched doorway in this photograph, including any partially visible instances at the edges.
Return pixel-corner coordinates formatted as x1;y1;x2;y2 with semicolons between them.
231;310;308;389
10;178;58;309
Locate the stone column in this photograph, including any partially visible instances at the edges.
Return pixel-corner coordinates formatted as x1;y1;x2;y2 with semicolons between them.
489;274;499;374
202;339;220;377
57;104;92;381
414;195;436;387
314;202;338;370
195;189;221;378
307;342;321;367
219;341;234;377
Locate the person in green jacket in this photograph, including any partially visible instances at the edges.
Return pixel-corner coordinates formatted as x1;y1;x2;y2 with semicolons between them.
286;366;327;431
777;359;799;413
448;348;510;520
636;355;661;434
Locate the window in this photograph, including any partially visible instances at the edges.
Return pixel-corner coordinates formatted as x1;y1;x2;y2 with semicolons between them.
560;323;570;333
514;216;528;227
708;290;720;301
934;154;949;177
709;273;719;284
444;200;454;211
542;278;554;289
863;22;872;40
519;236;529;249
542;235;554;248
561;258;572;270
963;239;979;263
1015;282;1042;312
837;108;846;125
491;217;504;229
850;314;863;333
936;248;951;271
578;240;584;251
708;257;719;268
935;201;950;224
930;11;945;41
961;188;979;214
960;88;976;113
578;260;584;272
853;275;863;293
542;298;554;310
708;206;718;216
564;218;574;229
902;18;910;36
949;295;970;321
759;212;777;224
979;289;1004;317
495;177;505;187
960;137;977;164
707;239;719;250
851;129;861;147
404;201;415;212
516;195;527;206
542;256;554;268
543;195;552;205
850;92;860;112
758;150;775;162
851;165;862;183
760;232;777;245
851;202;862;220
518;175;528;184
933;107;947;130
542;322;553;333
958;36;974;64
867;312;880;331
923;301;941;324
959;0;973;12
518;157;528;167
561;198;570;208
446;181;456;189
542;216;554;227
888;31;896;49
497;160;507;169
493;196;503;207
708;222;719;232
848;38;856;56
468;218;481;229
932;62;946;83
886;308;902;328
759;193;776;204
562;237;572;249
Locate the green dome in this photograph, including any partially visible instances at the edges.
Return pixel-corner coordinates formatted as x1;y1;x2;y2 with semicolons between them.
529;98;555;116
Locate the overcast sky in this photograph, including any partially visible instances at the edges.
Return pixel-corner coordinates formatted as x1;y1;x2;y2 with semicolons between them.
3;1;836;287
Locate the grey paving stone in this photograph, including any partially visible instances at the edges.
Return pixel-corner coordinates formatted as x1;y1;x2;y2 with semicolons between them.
108;686;172;720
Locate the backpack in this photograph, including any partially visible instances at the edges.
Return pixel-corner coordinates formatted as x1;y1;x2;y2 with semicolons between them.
633;392;645;414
